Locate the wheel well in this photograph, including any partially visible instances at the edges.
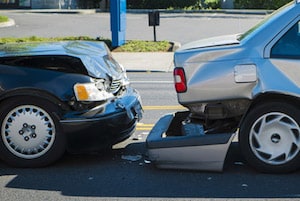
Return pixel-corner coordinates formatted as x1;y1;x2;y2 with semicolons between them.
0;89;70;112
239;93;300;127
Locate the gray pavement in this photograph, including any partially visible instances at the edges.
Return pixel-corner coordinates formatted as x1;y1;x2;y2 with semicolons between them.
0;9;266;72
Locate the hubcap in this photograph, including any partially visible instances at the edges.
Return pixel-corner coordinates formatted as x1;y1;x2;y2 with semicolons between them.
1;105;56;159
249;112;300;165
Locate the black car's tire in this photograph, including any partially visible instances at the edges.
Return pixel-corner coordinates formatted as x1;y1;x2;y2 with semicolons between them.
239;102;300;173
0;97;66;167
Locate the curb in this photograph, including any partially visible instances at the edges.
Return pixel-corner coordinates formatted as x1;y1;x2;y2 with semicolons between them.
0;9;97;14
124;9;273;15
24;9;97;14
0;8;272;15
0;18;15;28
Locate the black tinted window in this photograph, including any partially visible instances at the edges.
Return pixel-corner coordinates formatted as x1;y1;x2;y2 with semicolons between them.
271;21;300;59
0;55;88;75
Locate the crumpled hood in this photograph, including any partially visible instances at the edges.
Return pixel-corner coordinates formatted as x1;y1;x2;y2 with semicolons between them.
0;41;124;80
178;34;240;51
62;41;124;79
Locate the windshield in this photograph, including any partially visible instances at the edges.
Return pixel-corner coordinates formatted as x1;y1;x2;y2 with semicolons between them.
238;1;294;41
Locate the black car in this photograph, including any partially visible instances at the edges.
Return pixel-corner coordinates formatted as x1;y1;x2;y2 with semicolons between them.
0;41;143;167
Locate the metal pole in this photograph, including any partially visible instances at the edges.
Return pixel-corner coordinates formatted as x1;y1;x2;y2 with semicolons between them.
153;25;157;42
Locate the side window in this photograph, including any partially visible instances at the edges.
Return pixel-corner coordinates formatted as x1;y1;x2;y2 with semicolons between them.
0;56;87;75
271;21;300;59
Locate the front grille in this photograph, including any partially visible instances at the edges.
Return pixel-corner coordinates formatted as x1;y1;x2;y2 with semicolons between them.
109;79;122;93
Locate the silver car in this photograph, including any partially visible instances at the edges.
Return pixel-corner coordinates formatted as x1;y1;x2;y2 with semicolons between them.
173;0;300;173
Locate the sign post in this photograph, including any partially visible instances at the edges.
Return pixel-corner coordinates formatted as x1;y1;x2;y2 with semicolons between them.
148;11;160;42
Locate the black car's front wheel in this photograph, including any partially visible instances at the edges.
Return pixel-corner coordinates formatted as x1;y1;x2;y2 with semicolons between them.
239;102;300;173
0;97;66;167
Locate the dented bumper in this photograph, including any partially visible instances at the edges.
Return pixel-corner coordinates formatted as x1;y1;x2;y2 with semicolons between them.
146;112;235;172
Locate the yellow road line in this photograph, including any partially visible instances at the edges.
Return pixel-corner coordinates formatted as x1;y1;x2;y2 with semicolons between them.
143;105;186;110
136;123;154;131
136;127;152;131
137;123;154;127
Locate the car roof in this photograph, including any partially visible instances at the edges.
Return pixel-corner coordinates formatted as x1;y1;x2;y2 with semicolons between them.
0;41;109;58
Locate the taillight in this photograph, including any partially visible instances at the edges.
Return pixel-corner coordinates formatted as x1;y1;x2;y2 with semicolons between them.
173;67;187;93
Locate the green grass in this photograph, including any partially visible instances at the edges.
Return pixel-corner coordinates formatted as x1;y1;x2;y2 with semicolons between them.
0;36;173;52
113;40;172;52
0;15;9;23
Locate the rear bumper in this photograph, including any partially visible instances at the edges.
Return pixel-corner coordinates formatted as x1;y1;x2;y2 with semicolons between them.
60;87;143;153
146;112;235;172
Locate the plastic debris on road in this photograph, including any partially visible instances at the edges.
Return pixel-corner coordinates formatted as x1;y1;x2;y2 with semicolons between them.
121;154;142;162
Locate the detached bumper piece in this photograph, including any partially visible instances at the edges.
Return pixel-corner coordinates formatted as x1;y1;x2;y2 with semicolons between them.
146;112;235;172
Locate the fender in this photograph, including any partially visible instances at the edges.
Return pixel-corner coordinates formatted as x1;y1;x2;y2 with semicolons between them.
238;92;300;129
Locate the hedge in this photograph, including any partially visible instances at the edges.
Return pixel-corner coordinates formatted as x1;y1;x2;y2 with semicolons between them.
80;0;292;10
127;0;200;9
234;0;291;9
127;0;291;9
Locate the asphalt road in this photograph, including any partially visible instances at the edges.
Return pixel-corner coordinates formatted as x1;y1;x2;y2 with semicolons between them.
0;10;265;44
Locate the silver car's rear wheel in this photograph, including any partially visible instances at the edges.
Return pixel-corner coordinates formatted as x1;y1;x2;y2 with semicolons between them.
249;112;300;165
2;105;56;159
0;97;66;167
239;102;300;173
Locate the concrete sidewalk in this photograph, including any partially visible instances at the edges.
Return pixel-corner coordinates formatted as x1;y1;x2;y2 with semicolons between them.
112;52;174;72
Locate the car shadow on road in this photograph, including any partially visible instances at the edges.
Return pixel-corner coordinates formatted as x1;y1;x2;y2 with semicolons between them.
1;142;300;199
